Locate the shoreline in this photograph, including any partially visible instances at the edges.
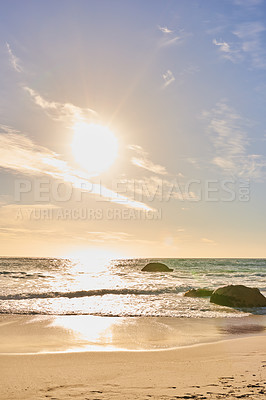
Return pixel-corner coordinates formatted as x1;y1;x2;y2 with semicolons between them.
1;313;266;354
1;335;266;399
1;333;266;356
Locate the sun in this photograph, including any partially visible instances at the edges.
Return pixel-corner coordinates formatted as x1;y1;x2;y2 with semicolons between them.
71;122;118;175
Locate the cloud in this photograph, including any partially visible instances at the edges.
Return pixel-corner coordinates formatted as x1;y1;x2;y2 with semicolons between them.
160;35;183;47
0;226;61;237
0;126;70;177
234;0;263;6
6;42;22;72
158;26;173;34
158;25;188;47
202;101;266;179
213;39;242;63
174;63;200;86
213;21;266;69
129;145;167;175
213;39;231;53
201;237;216;245
24;86;97;124
0;126;154;211
234;22;265;40
162;70;175;88
206;26;228;36
85;231;132;242
233;21;266;68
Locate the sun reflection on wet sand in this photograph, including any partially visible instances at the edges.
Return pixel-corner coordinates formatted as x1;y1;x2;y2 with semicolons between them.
1;314;266;354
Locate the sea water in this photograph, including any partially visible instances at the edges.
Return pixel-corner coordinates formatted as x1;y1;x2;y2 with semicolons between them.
1;258;265;318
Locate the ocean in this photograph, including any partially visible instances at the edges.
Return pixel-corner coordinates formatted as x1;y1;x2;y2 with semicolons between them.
1;257;266;318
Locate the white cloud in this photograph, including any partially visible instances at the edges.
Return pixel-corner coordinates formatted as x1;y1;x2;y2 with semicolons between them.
213;39;242;63
129;144;167;175
158;26;173;34
6;42;22;72
160;35;183;47
158;25;188;47
213;20;266;69
202;100;266;179
0;126;154;211
213;39;231;53
0;127;70;178
162;70;175;88
24;86;97;123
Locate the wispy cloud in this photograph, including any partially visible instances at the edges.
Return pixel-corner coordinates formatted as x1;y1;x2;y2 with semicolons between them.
162;70;175;88
0;126;153;211
158;25;188;47
6;42;22;72
85;231;132;242
24;86;97;124
0;125;70;178
234;0;263;7
0;226;62;238
213;39;231;53
129;145;167;175
160;35;183;47
201;237;217;245
174;63;200;86
158;26;173;34
213;21;266;69
202;100;266;179
213;39;242;63
233;21;266;68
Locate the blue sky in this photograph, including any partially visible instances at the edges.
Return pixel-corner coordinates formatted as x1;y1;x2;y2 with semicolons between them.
0;0;266;257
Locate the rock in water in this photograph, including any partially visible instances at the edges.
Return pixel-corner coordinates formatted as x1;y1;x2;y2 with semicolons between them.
184;288;213;297
141;262;173;272
210;285;266;308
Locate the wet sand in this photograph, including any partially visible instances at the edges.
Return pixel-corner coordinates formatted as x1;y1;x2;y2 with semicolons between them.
1;314;266;352
0;315;266;399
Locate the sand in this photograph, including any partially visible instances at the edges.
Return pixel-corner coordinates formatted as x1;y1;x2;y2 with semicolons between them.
1;333;266;399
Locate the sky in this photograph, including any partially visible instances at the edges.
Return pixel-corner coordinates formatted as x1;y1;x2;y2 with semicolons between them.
0;0;266;258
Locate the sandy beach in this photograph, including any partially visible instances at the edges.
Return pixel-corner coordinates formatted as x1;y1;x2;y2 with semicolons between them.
1;317;266;400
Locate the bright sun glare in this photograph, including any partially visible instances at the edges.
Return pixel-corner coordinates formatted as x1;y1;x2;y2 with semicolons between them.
72;122;118;175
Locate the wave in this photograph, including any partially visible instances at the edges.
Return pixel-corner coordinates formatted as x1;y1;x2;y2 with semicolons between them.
0;287;186;301
0;271;49;279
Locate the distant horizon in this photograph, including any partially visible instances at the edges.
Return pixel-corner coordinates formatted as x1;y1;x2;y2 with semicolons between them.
0;254;266;260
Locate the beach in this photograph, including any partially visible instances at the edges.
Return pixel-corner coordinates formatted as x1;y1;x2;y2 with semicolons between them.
1;258;266;398
0;315;266;399
1;333;266;399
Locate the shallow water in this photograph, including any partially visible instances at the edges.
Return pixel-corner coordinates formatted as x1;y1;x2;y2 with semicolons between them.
0;257;265;318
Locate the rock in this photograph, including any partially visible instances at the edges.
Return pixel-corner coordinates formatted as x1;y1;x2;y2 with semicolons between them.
141;262;173;272
184;288;213;297
210;285;266;308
